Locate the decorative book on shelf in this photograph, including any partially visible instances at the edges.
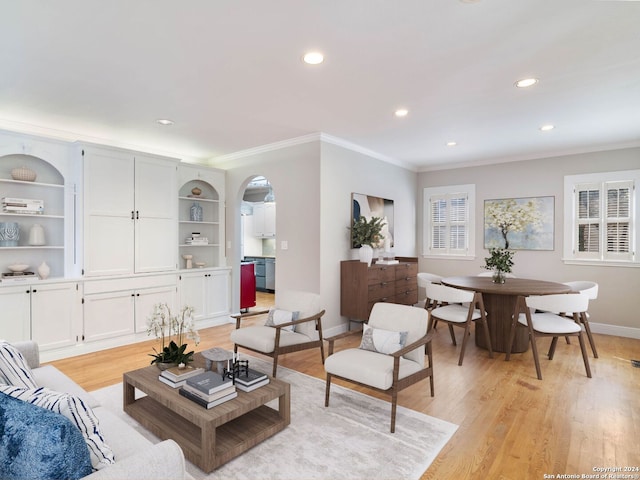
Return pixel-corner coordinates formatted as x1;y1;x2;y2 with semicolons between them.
185;371;234;395
234;367;268;386
161;365;204;381
235;378;269;392
178;388;237;409
222;359;269;392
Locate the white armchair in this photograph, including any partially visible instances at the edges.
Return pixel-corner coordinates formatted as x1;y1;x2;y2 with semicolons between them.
230;290;325;377
324;302;434;433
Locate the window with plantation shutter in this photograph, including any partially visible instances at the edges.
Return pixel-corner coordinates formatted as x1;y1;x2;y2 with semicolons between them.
424;184;475;259
564;171;638;266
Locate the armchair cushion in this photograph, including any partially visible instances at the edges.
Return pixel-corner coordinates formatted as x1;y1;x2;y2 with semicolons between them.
324;349;423;390
359;324;408;355
274;290;321;340
264;307;299;332
230;326;313;354
0;341;38;388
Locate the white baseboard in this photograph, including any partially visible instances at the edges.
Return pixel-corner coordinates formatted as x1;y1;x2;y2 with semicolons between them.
589;322;640;340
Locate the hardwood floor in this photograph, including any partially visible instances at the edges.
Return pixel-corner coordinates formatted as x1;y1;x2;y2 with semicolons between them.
49;294;640;478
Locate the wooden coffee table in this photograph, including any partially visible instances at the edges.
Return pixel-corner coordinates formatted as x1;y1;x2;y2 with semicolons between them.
123;356;290;473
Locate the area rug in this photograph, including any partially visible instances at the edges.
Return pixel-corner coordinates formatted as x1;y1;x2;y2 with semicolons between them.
91;358;457;480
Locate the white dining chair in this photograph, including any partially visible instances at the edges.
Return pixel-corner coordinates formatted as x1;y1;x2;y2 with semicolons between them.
563;281;599;358
507;293;592;380
417;272;443;310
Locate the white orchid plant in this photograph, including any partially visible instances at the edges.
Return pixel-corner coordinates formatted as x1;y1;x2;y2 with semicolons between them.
147;303;200;366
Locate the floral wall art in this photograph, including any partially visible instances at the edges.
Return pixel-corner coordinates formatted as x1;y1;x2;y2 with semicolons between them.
484;196;554;250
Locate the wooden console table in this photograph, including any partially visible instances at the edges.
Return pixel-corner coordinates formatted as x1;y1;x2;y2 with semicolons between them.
340;257;418;322
123;355;290;472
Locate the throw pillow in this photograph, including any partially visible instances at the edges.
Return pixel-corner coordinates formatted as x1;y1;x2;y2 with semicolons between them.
0;391;93;480
0;385;115;471
264;307;300;332
359;324;408;355
0;342;38;388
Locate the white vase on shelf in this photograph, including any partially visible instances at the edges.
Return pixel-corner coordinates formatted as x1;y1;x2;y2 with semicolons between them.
37;261;50;279
28;224;46;246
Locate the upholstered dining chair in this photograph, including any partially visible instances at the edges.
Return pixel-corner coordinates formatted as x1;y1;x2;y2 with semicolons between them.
230;290;325;377
506;293;592;380
563;281;599;358
324;302;434;433
426;282;493;366
417;272;443;310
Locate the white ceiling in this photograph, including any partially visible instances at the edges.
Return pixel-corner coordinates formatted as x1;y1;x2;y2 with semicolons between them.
1;0;640;171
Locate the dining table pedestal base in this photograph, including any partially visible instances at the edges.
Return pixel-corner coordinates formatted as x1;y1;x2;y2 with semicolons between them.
475;292;529;353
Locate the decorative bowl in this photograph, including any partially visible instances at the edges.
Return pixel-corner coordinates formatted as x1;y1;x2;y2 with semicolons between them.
11;166;37;182
8;264;29;272
195;262;206;268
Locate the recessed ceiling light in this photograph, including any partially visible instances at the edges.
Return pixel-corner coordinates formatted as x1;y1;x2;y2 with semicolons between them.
394;108;409;117
156;119;174;126
540;124;555;131
515;78;539;88
446;141;457;147
303;52;324;65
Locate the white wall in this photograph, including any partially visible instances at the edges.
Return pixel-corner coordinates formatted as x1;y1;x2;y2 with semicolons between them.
216;141;322;312
215;138;418;332
417;146;640;336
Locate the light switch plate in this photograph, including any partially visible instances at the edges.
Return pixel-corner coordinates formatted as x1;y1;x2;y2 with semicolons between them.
281;240;288;250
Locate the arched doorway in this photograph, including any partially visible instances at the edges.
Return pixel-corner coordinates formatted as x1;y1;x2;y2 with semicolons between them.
239;176;276;310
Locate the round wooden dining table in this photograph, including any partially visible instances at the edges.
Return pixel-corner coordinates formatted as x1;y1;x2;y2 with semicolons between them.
440;276;573;353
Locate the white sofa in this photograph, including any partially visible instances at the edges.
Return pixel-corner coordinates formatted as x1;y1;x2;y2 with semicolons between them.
11;341;191;480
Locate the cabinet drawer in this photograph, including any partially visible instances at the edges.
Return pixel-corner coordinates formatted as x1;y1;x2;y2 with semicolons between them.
367;265;395;284
368;282;396;302
393;288;418;305
395;262;418;279
395;276;416;291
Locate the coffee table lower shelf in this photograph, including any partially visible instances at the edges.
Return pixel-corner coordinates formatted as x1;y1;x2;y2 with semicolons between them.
123;364;290;473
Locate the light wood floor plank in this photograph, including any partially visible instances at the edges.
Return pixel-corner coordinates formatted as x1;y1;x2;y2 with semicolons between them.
48;296;640;478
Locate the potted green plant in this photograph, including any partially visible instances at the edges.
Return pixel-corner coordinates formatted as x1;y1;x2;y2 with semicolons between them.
147;303;200;368
349;216;386;266
483;248;515;283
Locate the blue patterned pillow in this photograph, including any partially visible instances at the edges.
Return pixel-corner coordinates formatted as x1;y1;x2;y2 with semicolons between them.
0;385;115;471
0;392;93;480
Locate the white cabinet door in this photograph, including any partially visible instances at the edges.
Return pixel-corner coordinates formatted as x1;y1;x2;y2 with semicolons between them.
83;290;135;342
0;285;31;342
31;282;80;351
135;156;177;273
264;202;276;237
206;269;230;318
252;203;265;237
83;148;135;276
83;148;178;276
134;285;176;333
178;270;230;321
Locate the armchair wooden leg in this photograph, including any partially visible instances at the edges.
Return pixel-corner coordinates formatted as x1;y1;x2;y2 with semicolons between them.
324;374;332;407
272;354;279;378
390;391;398;433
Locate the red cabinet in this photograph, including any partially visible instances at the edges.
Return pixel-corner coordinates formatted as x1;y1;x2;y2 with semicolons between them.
240;262;256;311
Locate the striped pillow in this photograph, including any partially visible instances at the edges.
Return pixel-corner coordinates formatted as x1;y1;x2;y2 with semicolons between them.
0;342;37;388
0;385;115;471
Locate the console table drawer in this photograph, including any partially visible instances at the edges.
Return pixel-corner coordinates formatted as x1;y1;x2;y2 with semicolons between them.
368;282;396;301
395;262;418;279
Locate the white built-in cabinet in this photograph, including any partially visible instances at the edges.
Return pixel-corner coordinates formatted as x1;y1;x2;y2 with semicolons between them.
83;275;176;342
0;281;81;352
252;202;276;238
81;145;178;276
178;269;230;324
0;129;231;362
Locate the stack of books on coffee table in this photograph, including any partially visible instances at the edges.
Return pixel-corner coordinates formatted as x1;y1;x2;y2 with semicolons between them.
158;364;205;388
233;367;269;392
179;371;237;409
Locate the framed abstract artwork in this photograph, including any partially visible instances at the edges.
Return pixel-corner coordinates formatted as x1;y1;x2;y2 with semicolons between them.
484;196;554;250
351;193;394;249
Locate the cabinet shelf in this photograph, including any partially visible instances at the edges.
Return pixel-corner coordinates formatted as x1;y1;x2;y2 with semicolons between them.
0;246;64;250
179;244;219;248
179;221;219;225
0;178;64;189
178;196;219;204
0;213;64;219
